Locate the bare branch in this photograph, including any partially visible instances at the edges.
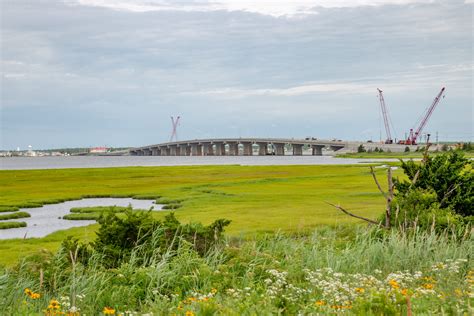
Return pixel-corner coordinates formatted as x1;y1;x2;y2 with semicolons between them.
325;201;382;226
440;183;460;207
370;166;387;198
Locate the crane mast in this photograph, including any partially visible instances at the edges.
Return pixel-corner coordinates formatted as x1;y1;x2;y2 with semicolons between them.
406;87;445;145
377;88;393;144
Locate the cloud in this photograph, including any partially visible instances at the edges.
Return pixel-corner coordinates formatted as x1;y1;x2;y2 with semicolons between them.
70;0;436;17
191;63;472;98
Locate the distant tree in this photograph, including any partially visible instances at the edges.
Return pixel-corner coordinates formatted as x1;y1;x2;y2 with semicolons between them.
441;144;449;152
357;144;366;153
404;146;410;152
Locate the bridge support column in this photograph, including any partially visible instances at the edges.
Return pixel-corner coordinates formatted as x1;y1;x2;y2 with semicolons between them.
257;143;268;156
144;149;152;156
228;143;238;155
215;143;225;156
152;148;161;156
274;143;285;156
311;145;324;156
190;144;199;156
203;143;213;156
169;145;178;156
292;144;303;156
243;142;253;156
178;144;188;156
163;147;170;156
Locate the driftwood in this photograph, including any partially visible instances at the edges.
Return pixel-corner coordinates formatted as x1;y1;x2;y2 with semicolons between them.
325;201;382;226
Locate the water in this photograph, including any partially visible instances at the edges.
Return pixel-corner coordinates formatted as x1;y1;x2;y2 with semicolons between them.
0;198;160;239
0;156;398;170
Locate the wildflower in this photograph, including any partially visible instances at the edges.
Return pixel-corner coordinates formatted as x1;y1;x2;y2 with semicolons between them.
103;306;116;315
210;288;217;294
185;311;195;316
454;289;463;297
388;279;400;289
31;293;41;299
24;288;33;297
355;287;365;293
48;299;61;310
422;283;434;290
401;288;409;296
315;300;326;306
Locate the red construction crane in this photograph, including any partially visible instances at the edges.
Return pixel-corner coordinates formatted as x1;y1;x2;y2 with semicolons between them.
401;87;446;145
377;88;394;144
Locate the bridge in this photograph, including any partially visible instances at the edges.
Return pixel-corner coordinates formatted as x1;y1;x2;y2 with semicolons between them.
129;138;361;156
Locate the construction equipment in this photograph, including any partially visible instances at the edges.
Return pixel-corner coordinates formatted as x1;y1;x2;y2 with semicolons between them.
399;87;446;145
377;88;394;144
169;116;180;142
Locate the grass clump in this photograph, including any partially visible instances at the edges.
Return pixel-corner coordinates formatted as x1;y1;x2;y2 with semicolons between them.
62;213;101;220
0;221;27;229
0;211;30;220
63;205;153;220
0;206;19;213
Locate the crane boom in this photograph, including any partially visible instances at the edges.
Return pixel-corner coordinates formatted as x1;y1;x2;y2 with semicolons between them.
409;87;445;144
377;88;393;144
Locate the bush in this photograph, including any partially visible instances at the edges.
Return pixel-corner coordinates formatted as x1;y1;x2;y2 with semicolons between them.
357;144;366;153
92;209;231;267
404;146;410;152
395;150;473;217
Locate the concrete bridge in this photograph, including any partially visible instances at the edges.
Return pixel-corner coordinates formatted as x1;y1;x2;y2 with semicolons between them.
129;138;357;156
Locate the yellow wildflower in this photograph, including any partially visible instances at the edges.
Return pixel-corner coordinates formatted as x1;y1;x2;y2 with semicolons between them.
422;283;434;290
355;287;365;293
30;293;41;299
103;306;116;315
315;300;325;306
211;288;217;294
48;299;60;310
401;288;409;296
24;288;33;297
388;279;400;289
185;311;195;316
454;289;463;297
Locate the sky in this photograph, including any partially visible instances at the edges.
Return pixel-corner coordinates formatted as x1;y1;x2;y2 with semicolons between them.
1;0;472;150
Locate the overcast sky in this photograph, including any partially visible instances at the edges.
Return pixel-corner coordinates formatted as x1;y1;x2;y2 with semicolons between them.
1;0;472;149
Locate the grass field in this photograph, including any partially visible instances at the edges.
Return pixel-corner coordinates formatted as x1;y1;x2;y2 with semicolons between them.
0;164;398;266
337;151;474;159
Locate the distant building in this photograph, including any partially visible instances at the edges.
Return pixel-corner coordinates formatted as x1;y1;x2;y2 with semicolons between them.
90;147;108;154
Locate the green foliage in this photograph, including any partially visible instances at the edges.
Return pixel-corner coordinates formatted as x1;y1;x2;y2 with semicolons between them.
404;146;410;152
0;211;30;220
92;209;230;267
1;226;472;315
0;221;27;229
357;144;366;153
396;150;473;217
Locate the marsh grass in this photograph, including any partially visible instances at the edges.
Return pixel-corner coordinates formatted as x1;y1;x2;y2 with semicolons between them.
0;226;471;315
0;222;27;229
0;211;30;220
0;206;19;213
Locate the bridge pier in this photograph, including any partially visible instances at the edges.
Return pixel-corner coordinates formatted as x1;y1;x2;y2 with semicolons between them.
152;147;161;156
203;143;213;156
178;144;187;156
228;142;239;156
143;149;152;156
311;145;324;156
292;144;303;156
190;144;200;156
257;142;268;156
169;145;178;156
274;143;285;156
242;142;253;156
215;143;226;156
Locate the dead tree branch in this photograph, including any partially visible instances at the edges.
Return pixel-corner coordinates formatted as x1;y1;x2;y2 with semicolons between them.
325;201;382;226
370;166;387;198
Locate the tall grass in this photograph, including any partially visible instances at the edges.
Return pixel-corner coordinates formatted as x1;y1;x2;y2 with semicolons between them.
0;226;471;315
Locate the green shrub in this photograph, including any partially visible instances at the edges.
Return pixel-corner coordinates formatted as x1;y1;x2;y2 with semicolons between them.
396;150;473;217
63;213;101;220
